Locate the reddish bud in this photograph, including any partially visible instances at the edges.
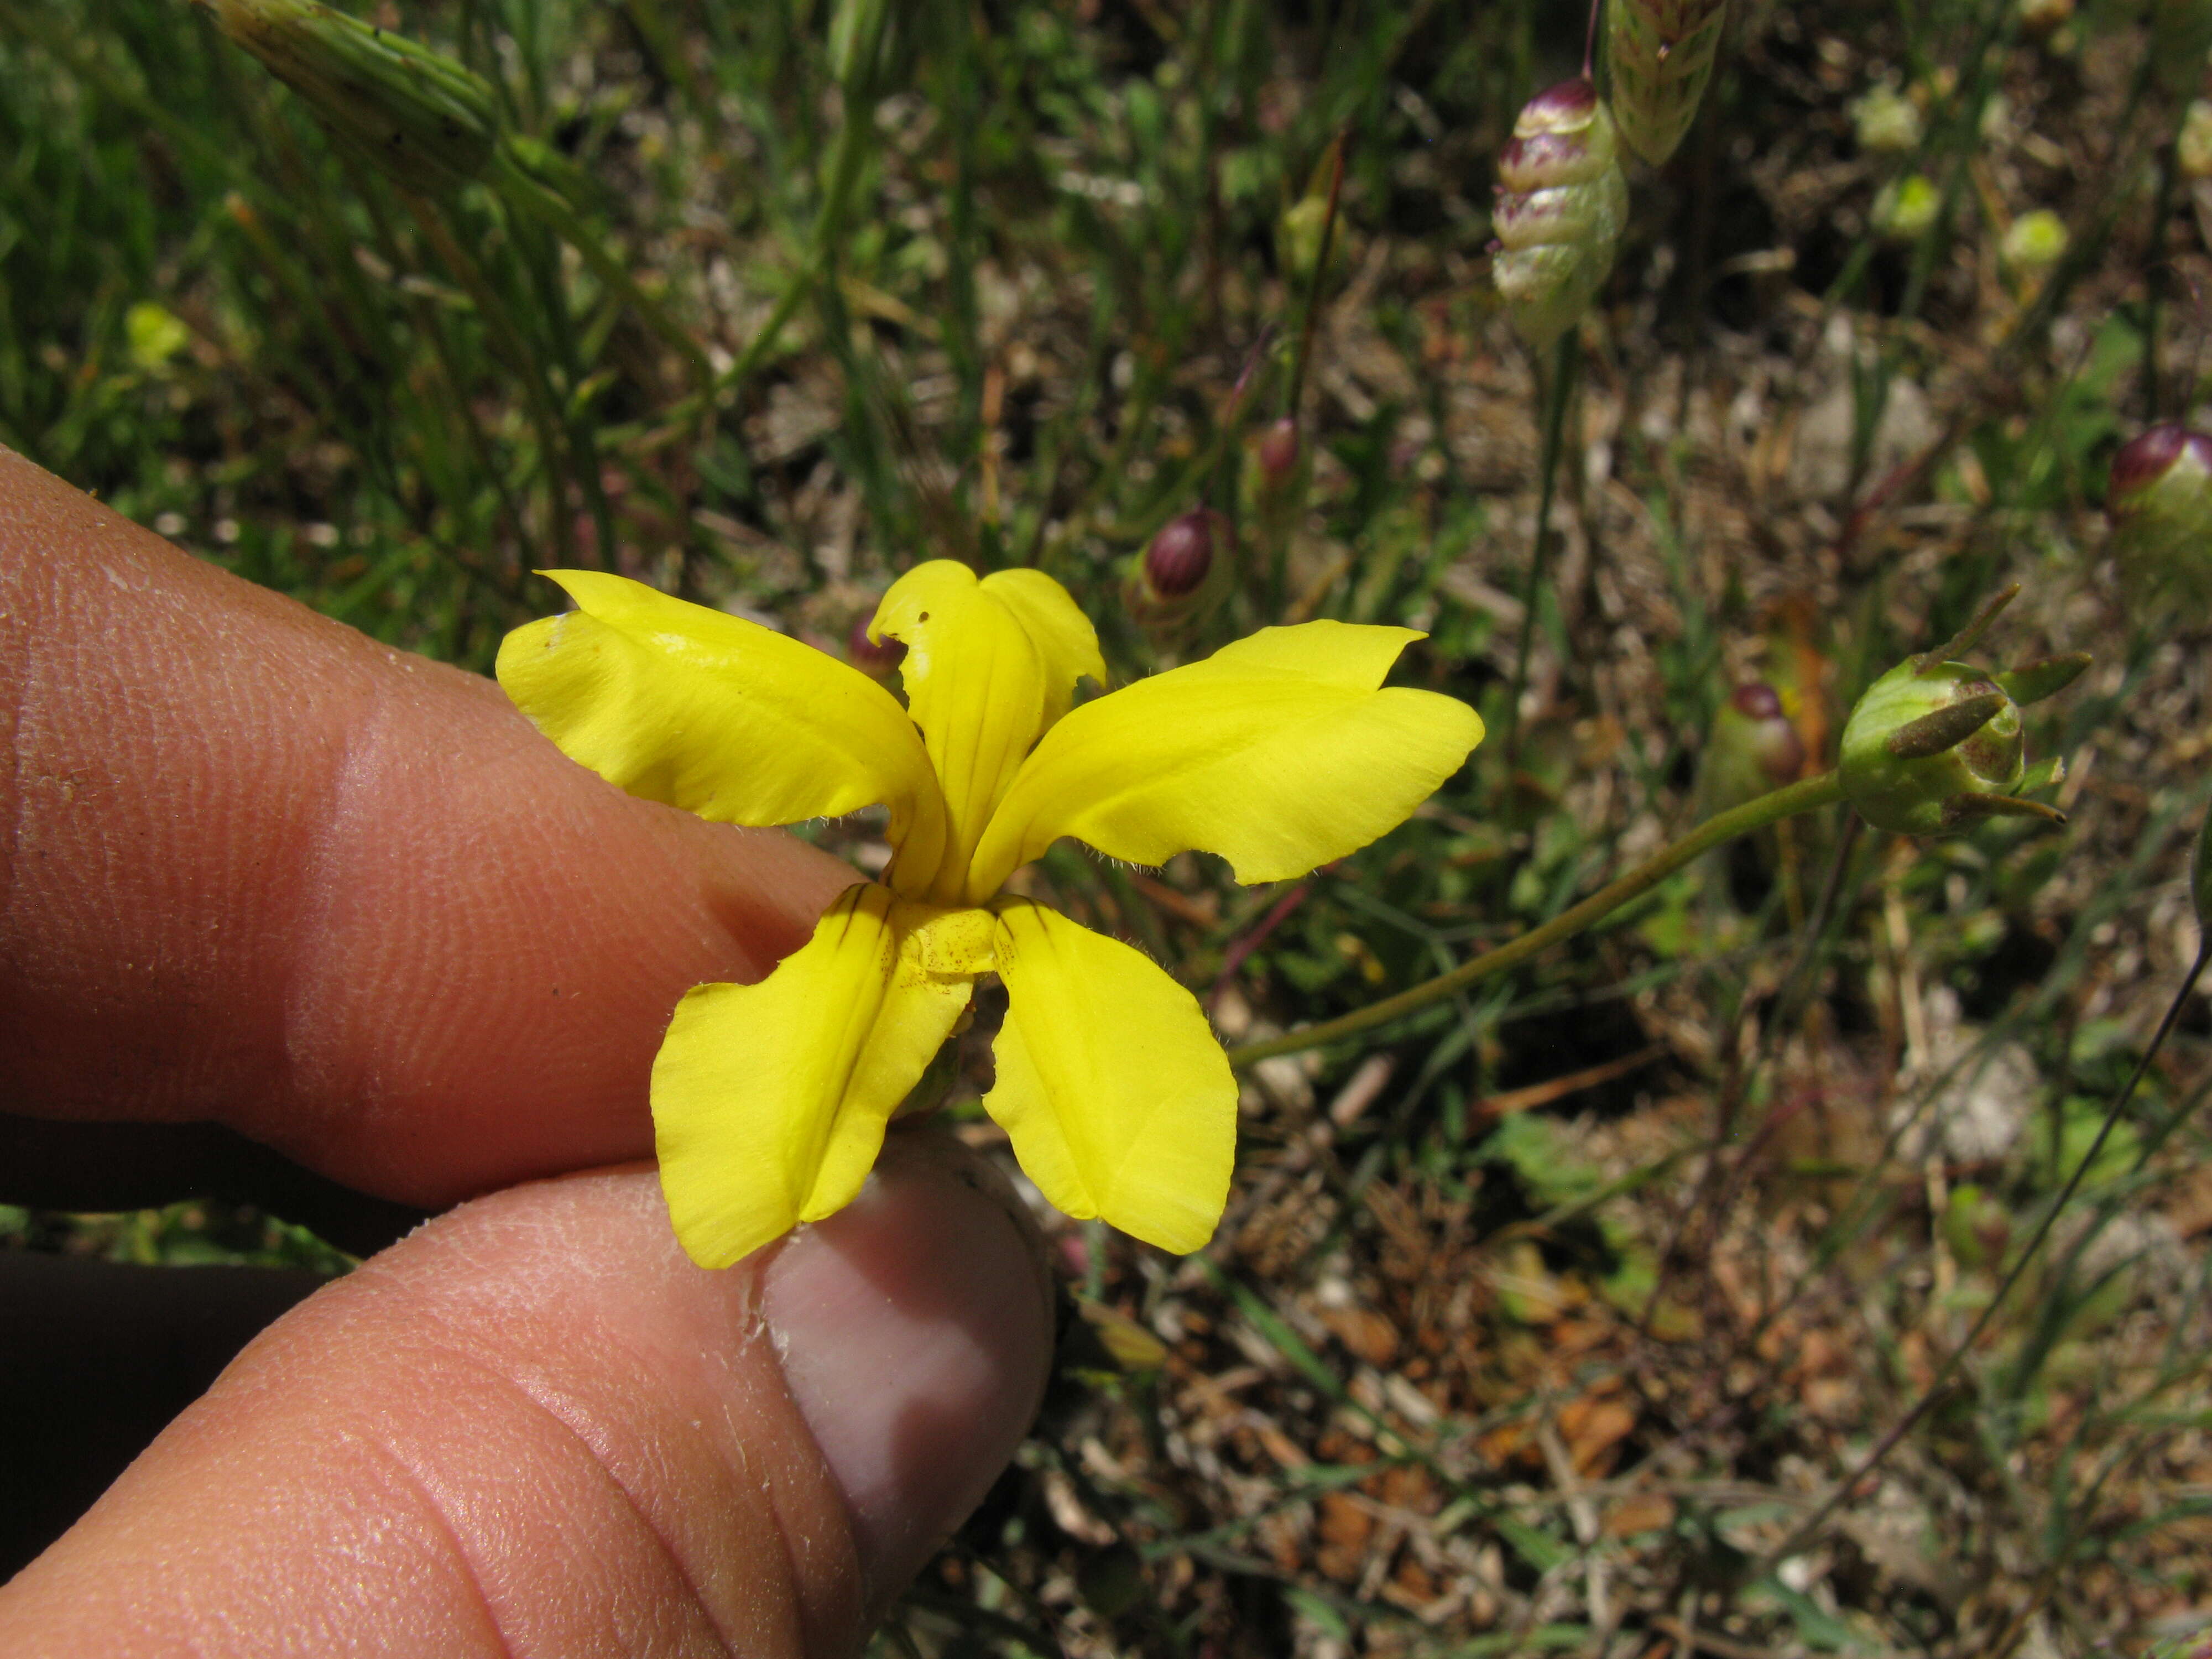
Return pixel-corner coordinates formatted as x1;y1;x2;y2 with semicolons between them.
1521;77;1600;124
2106;424;2212;613
847;613;907;677
1145;510;1223;599
1730;681;1783;721
1258;418;1301;483
2107;424;2211;512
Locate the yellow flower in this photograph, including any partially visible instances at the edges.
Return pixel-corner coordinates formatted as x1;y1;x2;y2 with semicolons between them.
497;562;1484;1266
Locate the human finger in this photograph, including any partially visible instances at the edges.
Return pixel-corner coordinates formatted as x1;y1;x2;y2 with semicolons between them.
1;445;855;1204
0;1130;1055;1656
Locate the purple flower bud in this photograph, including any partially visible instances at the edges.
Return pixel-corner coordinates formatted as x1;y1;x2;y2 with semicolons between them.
1145;510;1224;599
2107;424;2212;516
1717;680;1807;788
1730;681;1783;721
1258;418;1300;483
847;613;907;677
1521;77;1600;126
2106;425;2212;612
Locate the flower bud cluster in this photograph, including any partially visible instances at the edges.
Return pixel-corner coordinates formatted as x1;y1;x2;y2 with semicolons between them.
1606;0;1729;166
208;0;500;194
1491;80;1630;349
1837;586;2085;836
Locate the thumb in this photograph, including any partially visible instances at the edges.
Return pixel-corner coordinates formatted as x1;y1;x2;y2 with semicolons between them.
0;1132;1054;1657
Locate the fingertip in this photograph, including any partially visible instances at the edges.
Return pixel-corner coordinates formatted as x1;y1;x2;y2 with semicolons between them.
763;1128;1055;1608
0;1146;1053;1658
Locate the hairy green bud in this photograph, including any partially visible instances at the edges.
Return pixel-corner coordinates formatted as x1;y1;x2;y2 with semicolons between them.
1606;0;1728;167
1838;586;2080;836
1491;80;1629;349
206;0;499;193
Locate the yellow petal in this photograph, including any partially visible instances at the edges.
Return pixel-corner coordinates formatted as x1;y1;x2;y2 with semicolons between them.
984;899;1234;1254
651;884;992;1268
869;562;1104;901
498;571;947;878
968;621;1484;898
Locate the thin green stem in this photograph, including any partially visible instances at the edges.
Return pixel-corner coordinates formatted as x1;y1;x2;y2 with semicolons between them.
710;38;882;406
1226;771;1849;1067
1281;128;1347;425
1500;330;1577;771
1751;935;2212;1580
403;190;585;567
491;147;714;399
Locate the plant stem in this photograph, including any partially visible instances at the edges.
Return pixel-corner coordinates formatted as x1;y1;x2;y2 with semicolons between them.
1282;129;1348;426
1226;771;1849;1067
491;147;715;399
1500;330;1578;771
1751;933;2212;1580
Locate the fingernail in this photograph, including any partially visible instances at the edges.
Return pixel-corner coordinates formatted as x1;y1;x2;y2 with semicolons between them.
759;1128;1054;1605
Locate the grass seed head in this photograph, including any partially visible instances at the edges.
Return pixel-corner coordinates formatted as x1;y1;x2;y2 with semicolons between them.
1491;79;1629;349
1606;0;1729;166
206;0;500;194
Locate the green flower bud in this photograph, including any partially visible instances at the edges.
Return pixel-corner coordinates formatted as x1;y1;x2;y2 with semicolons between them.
2001;208;2068;275
2181;100;2212;181
1491;80;1629;349
1606;0;1728;167
1838;586;2080;836
1277;140;1350;290
1851;83;1922;154
1870;174;1941;242
2107;424;2212;610
206;0;500;194
1277;196;1332;287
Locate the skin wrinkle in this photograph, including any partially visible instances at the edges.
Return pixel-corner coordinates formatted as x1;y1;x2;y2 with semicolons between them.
372;1337;740;1658
342;1425;524;1659
394;1178;859;1653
